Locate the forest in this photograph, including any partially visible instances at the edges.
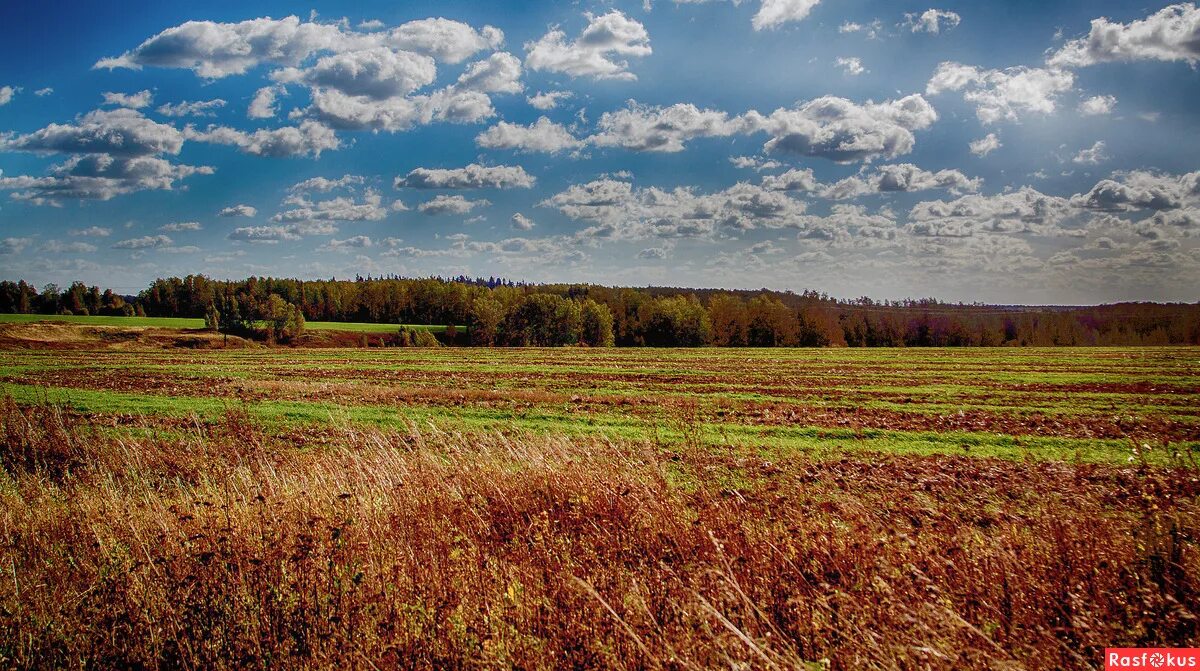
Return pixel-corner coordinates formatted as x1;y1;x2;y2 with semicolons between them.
1;275;1198;347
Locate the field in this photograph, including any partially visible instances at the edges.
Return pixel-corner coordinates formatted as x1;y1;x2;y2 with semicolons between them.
0;313;446;334
1;342;1199;669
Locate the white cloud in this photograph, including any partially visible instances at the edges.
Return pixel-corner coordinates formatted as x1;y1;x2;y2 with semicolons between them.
590;101;742;152
525;11;651;80
820;164;982;200
0;154;213;205
34;87;53;97
730;156;783;172
95;16;351;77
228;225;303;242
455;52;523;94
0;238;32;255
272;47;436;99
969;133;1002;157
273;190;389;222
384;18;503;64
396;164;535;189
527;90;572;110
904;9;961;34
836;57;865;76
4;108;184;156
186;120;340;157
102;90;153;109
476;117;584;153
418;194;491;215
752;0;821;31
1072;140;1108;165
1071;170;1200;211
219;204;257;217
511;213;536;230
113;234;173;249
70;226;112;237
159;221;203;232
40;241;97;254
248;86;281;119
1078;94;1116;116
0;86;16;106
1049;4;1200;68
926;61;1074;124
157;98;226;117
319;235;373;251
741;94;937;162
908;187;1075;237
543;178;811;239
761;168;820;192
289;174;364;192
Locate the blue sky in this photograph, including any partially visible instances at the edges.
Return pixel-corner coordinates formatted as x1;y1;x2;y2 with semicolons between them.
1;0;1198;303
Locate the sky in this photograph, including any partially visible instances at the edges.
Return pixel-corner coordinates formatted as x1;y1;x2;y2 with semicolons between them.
0;0;1198;304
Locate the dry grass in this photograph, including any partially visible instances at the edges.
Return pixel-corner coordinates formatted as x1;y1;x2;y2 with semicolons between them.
1;398;1198;670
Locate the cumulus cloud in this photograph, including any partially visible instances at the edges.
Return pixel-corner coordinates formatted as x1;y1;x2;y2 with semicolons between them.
319;235;373;251
248;86;281;119
926;62;1074;124
835;57;865;76
272;47;436;99
418;194;491;215
228;225;303;242
1049;4;1200;68
219;204;257;217
159;221;203;232
0;238;32;255
1071;170;1200;211
820;164;982;200
1072;140;1108;165
94;16;350;77
904;9;961;34
186;120;340;157
524;11;651;80
752;0;821;30
396;163;535;189
741;94;937;162
455;52;523;94
305;83;495;132
908;188;1074;237
34;87;53;97
95;15;501;76
272;190;389;222
1078;94;1116;116
102;90;153;109
760;168;820;192
3;108;184;156
476;117;584;153
113;234;173;249
969;133;1002;157
0;86;19;106
157;98;226;117
590;101;743;152
527;90;572;110
40;241;98;254
542;178;810;238
70;226;112;237
384;18;503;64
289;174;364;192
0;154;213;205
511;213;536;230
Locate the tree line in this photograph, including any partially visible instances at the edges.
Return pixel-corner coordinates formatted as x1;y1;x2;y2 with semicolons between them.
2;276;1198;347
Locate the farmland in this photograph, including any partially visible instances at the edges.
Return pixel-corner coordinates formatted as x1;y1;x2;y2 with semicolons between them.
2;343;1199;669
0;313;446;334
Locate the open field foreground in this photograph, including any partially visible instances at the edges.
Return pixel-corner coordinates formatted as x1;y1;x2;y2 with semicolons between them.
2;346;1199;669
